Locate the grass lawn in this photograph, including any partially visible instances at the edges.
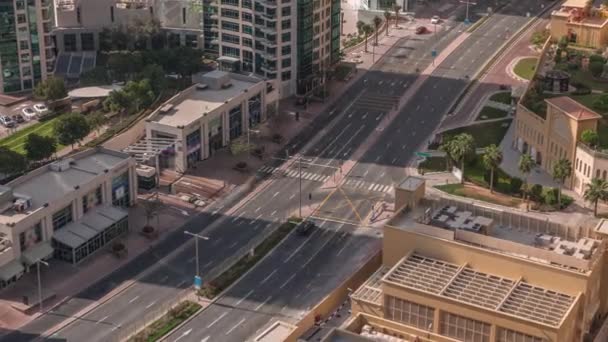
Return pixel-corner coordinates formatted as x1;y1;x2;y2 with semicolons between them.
435;183;522;208
475;106;508;121
0;117;65;154
418;156;448;174
489;92;512;105
442;119;512;148
568;68;608;92
513;57;538;80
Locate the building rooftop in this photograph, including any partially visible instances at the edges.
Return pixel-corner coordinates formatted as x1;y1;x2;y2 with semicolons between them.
149;71;262;128
0;148;130;225
398;176;424;192
545;96;602;121
320;329;376;342
387;197;603;273
383;253;577;328
562;0;588;8
351;266;389;305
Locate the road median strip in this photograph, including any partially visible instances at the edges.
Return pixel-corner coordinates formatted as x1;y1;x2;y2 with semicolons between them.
198;217;302;299
127;300;201;342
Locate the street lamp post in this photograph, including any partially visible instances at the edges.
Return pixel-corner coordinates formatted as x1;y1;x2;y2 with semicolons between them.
460;0;477;24
35;259;49;313
184;231;210;278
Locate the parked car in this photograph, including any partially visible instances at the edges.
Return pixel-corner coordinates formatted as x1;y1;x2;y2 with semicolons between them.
0;115;15;128
431;15;441;24
415;26;428;34
33;103;49;115
22;107;37;120
296;221;316;236
12;114;25;124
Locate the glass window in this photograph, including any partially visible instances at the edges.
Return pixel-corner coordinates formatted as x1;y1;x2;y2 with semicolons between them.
64;33;77;52
81;33;95;51
52;205;73;231
281;45;290;55
281;71;291;81
17;14;27;24
229;104;243;139
281;19;291;30
282;32;291;42
242;12;252;22
242;25;253;35
222;46;240;57
440;312;490;342
243;37;253;47
220;0;239;6
19;222;42;252
221;21;240;32
112;171;130;207
242;0;252;8
496;328;544;342
384;296;434;331
221;8;240;19
281;6;291;16
222;33;240;44
282;58;290;68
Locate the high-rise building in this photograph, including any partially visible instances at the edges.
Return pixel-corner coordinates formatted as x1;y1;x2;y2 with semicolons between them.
0;0;55;93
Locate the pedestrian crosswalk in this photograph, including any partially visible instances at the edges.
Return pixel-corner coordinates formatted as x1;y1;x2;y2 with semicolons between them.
257;166;330;183
343;178;393;194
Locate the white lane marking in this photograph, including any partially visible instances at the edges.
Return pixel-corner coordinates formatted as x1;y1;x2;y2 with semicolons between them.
310;122;352;164
174;328;193;342
145;301;157;309
272;191;280;198
229;241;238;249
177;279;187;287
324;125;366;166
337;242;349;256
110;324;121;332
187;256;196;264
207;312;228;328
280;274;296;289
201;337;210;342
284;220;327;262
289;194;296;200
96;316;109;325
271;210;277;216
235;289;254;306
225;318;246;335
212;237;224;246
254;213;262;222
203;260;214;268
260;269;277;284
254;206;261;213
301;222;347;269
255;295;272;311
128;296;139;303
231;212;243;223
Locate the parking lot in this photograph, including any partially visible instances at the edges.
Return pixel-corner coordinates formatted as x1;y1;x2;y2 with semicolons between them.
0;94;47;140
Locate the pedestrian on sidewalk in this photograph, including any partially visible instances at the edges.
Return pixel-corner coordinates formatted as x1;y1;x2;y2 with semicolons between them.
309;193;312;200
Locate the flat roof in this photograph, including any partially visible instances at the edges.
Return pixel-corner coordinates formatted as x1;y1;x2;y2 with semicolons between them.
68;84;123;99
383;253;577;328
545;96;602;121
562;0;588;8
321;329;376;342
398;176;424;191
0;148;130;224
151;76;261;128
351;266;389;305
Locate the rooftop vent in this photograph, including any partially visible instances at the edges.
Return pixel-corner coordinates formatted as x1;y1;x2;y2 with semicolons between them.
50;158;74;172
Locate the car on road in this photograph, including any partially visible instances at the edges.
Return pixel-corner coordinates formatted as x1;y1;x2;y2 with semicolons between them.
431;15;441;24
12;114;25;124
22;107;37;120
0;115;15;128
415;26;428;34
296;221;316;236
33;103;49;115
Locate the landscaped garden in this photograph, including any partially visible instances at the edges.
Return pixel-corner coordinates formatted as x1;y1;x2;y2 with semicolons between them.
513;57;538;80
489;91;512;105
0;117;65;154
439;119;512;148
475;106;509;121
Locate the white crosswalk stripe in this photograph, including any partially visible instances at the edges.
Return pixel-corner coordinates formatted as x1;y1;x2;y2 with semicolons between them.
343;179;393;194
256;165;328;183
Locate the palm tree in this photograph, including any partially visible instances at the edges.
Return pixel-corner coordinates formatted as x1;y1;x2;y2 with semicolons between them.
585;178;608;216
384;10;391;36
449;133;475;184
356;20;365;35
518;154;535;210
393;4;402;28
552;158;572;208
373;16;382;46
362;24;374;53
482;144;503;193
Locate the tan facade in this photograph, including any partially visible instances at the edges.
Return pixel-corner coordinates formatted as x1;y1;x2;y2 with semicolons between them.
514;96;600;193
347;189;607;342
550;2;608;49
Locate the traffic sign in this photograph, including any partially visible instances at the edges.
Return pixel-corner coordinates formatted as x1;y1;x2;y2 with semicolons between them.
464;18;470;25
415;152;431;158
194;275;202;289
431;49;437;58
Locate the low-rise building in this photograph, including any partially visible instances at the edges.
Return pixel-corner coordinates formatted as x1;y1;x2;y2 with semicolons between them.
344;177;607;342
0;147;137;290
514;95;603;195
144;70;269;172
550;0;608;49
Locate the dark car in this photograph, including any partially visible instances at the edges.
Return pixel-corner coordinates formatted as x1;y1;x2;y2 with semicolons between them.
12;115;25;124
296;221;316;236
415;26;428;35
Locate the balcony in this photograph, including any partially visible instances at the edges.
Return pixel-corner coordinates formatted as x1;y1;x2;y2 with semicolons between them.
56;0;77;11
577;142;608;160
256;0;277;8
115;0;152;9
261;64;277;73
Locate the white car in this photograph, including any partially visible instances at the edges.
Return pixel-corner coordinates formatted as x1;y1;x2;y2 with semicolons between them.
22;107;37;120
431;15;441;25
33;103;49;115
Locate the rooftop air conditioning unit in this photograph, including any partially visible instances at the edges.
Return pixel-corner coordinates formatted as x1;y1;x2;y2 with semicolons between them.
159;104;174;114
50;158;73;172
13;198;31;212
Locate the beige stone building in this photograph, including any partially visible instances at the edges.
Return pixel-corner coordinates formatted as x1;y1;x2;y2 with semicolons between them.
341;177;608;342
0;147;137;290
514;95;606;195
550;0;608;49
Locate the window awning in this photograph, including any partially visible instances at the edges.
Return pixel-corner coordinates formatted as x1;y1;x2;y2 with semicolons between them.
217;56;240;63
0;260;24;281
21;242;54;266
52;206;128;250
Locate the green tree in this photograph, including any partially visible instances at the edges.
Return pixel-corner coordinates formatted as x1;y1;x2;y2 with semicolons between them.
373;16;382;46
518;153;535;210
87;112;107;134
124;79;155;112
174;47;204;84
393;4;402;28
104;88;131;114
356;20;365;35
590;60;604;77
448;133;475;184
362;24;374;53
384;10;391;36
34;76;67;101
584;178;608;216
581;129;599;148
53;113;91;149
530;29;549;48
137;64;167;95
552;158;572;208
482;144;503;193
0;146;28;175
24;133;57;162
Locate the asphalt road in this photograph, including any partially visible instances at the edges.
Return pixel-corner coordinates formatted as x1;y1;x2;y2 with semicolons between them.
0;1;546;341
